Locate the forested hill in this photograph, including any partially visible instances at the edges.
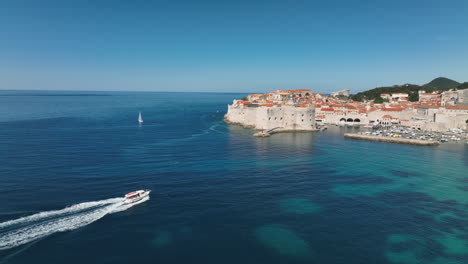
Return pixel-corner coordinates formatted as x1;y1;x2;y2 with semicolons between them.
351;77;462;102
423;77;460;90
351;84;421;102
457;82;468;89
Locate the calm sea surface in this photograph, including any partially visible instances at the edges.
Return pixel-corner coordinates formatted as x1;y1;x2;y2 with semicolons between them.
0;91;467;264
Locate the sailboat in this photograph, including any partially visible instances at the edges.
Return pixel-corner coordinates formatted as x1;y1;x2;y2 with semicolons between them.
138;112;144;124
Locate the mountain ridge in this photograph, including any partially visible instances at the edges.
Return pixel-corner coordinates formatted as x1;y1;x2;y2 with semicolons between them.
422;77;460;90
350;77;464;102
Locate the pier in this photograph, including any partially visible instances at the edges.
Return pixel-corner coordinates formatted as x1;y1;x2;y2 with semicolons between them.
253;127;282;137
344;133;440;146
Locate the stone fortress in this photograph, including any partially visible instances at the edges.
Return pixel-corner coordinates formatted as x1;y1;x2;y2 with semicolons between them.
225;87;468;133
224;89;317;132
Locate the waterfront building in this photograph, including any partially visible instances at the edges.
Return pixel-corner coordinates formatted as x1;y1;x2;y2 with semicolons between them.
225;90;317;131
225;88;468;132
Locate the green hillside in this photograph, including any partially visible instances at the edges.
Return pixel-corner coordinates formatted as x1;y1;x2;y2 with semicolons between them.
351;84;422;102
351;77;463;102
422;77;460;90
457;82;468;89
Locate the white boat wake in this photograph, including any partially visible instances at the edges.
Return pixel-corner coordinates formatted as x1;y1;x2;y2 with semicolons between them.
0;196;149;250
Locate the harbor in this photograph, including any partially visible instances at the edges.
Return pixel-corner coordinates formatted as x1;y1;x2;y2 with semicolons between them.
1;91;467;264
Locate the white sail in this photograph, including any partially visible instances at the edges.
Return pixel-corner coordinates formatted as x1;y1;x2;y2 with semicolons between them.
138;112;143;123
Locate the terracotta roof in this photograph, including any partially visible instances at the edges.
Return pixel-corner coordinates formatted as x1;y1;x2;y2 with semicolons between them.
418;105;439;109
381;107;404;111
445;106;468;110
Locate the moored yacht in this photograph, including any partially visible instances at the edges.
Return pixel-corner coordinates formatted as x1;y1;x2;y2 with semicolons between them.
124;190;151;204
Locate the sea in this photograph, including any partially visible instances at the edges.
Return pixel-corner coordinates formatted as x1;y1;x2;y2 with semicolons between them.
0;90;467;264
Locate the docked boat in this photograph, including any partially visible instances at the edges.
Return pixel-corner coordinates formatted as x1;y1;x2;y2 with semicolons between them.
124;190;150;204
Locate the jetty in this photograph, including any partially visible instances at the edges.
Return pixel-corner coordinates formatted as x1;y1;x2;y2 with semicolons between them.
253;131;271;137
344;133;440;146
253;127;282;137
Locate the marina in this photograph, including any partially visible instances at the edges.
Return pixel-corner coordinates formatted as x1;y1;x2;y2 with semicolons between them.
349;125;468;145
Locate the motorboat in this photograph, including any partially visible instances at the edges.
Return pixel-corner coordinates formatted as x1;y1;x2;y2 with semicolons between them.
124;190;151;204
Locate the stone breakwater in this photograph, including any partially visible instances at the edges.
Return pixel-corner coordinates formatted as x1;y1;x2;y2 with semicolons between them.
224;104;317;132
344;133;440;146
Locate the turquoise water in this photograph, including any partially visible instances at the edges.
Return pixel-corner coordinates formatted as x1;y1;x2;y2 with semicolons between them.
0;91;467;263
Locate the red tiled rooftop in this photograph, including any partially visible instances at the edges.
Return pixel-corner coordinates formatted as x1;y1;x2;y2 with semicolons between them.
445;106;468;110
381;107;405;111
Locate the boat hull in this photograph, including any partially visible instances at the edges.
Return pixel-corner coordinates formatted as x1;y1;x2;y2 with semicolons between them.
123;190;150;204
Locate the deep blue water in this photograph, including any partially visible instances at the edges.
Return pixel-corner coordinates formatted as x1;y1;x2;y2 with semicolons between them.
0;91;467;264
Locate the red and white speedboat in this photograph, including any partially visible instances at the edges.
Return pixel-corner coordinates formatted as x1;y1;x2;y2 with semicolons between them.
124;190;151;204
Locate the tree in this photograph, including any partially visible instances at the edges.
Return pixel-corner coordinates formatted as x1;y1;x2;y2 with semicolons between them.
241;96;248;101
351;84;423;101
351;94;365;102
408;92;419;102
424;88;434;93
458;82;468;89
374;96;384;104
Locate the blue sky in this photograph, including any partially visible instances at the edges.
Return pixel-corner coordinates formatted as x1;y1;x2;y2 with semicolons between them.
0;0;467;93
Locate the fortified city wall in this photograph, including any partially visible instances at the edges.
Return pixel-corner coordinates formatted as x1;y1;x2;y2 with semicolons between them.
225;103;317;131
457;89;468;106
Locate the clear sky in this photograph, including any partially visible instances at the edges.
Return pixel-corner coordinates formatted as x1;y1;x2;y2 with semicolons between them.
0;0;467;93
